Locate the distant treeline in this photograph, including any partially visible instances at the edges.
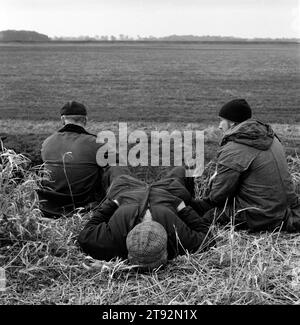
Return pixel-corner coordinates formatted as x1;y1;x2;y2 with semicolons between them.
0;30;50;42
0;30;299;43
52;34;300;43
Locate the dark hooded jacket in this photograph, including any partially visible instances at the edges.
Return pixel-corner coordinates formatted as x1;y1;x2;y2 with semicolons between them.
38;124;104;218
204;119;300;232
78;174;214;261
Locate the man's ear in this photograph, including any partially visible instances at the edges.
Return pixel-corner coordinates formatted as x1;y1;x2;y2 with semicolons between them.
84;116;88;126
61;116;65;126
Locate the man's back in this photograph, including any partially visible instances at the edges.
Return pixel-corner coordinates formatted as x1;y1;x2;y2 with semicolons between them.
39;124;103;217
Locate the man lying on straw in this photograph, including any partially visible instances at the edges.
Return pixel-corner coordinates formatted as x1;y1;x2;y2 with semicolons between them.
193;99;300;232
78;167;215;270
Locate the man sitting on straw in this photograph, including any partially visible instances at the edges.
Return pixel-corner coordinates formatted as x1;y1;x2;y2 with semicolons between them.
193;99;300;232
38;101;124;218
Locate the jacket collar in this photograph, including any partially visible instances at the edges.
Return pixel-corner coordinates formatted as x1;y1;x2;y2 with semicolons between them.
220;119;276;150
58;123;95;136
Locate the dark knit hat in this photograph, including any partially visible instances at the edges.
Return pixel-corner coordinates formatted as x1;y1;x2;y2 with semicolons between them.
219;99;252;123
126;220;168;270
60;101;87;116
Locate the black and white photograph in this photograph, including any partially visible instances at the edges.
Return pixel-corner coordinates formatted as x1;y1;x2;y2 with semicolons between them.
0;0;300;309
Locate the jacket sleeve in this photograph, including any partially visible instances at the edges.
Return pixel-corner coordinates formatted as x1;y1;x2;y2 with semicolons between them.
190;198;214;216
77;199;119;260
85;199;118;225
206;141;257;207
207;164;241;207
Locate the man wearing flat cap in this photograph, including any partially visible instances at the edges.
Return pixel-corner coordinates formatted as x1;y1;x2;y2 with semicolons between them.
78;167;215;270
193;99;300;232
38;101;126;218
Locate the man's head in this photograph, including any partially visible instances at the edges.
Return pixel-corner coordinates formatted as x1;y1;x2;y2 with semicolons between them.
218;99;252;133
60;101;87;127
126;211;168;270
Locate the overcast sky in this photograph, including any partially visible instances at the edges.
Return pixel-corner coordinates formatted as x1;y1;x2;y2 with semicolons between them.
0;0;299;38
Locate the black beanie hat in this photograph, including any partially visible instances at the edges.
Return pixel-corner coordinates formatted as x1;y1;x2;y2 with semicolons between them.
219;99;252;123
60;101;87;116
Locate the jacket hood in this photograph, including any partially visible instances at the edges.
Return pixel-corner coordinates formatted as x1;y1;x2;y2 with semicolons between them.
221;119;277;150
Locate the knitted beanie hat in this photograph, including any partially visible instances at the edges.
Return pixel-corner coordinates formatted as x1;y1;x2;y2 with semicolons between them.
219;99;252;123
126;220;168;270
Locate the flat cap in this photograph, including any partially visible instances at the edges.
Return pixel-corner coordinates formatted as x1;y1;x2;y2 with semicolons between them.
126;220;168;270
60;101;87;116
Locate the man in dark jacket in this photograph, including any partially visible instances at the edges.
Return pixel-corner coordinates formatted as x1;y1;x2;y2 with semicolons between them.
195;99;300;232
78;167;215;270
38;101;122;218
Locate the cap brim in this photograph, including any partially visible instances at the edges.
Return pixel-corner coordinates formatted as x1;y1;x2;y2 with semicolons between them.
128;249;168;270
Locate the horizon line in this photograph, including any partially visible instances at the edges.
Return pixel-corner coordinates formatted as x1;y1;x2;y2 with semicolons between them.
0;30;299;40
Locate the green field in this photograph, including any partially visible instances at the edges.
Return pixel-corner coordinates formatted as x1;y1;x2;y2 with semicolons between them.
0;42;299;123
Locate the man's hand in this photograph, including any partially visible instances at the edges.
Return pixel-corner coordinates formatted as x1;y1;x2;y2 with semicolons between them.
82;256;114;271
177;201;186;212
